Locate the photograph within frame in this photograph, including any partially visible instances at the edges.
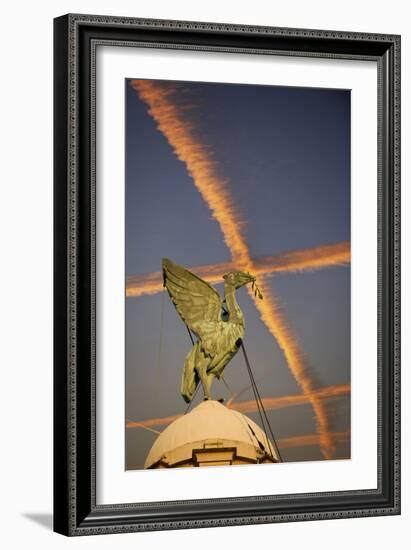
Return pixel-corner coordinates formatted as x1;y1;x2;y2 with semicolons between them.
125;78;351;471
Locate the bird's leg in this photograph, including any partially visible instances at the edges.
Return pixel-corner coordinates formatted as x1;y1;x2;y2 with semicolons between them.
181;343;200;403
201;372;215;401
194;350;215;400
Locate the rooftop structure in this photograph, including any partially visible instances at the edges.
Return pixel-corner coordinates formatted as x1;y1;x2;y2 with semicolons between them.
145;400;279;468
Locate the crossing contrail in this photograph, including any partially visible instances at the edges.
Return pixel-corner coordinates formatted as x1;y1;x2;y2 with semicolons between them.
130;80;250;266
277;430;349;451
228;383;350;413
126;383;350;430
131;79;342;459
247;279;336;457
126;242;350;297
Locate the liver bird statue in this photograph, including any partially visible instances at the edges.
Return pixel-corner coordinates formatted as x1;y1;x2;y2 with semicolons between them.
162;258;263;403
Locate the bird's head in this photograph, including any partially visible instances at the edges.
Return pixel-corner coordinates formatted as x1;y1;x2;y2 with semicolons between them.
223;271;263;299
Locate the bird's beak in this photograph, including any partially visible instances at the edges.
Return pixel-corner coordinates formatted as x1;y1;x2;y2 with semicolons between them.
251;278;263;300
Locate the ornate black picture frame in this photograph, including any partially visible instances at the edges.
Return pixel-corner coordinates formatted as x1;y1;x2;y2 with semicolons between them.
53;14;400;536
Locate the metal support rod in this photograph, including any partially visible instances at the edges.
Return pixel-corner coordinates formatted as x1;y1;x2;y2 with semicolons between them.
240;342;283;462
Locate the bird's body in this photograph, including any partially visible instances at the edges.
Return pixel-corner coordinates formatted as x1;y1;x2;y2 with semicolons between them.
162;258;262;402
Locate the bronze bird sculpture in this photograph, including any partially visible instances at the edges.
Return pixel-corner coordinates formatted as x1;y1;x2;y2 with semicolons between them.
162;258;263;403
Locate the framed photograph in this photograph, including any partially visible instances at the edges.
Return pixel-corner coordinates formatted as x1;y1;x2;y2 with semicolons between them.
53;14;400;536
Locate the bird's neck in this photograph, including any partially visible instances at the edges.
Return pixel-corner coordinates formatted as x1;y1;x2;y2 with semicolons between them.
224;282;244;326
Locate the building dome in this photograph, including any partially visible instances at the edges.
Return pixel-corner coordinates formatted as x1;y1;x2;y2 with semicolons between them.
144;399;279;468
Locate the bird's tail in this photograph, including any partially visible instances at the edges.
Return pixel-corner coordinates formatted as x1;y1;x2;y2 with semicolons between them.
181;344;200;403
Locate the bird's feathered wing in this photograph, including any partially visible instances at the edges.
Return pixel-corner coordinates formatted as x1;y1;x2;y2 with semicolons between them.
162;258;223;357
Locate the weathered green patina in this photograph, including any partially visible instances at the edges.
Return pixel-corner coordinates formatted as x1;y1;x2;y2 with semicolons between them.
162;258;263;402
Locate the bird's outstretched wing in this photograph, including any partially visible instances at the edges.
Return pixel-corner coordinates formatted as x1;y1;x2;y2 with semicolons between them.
162;258;222;356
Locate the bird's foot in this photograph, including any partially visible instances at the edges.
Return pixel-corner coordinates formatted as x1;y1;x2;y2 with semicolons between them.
218;397;225;404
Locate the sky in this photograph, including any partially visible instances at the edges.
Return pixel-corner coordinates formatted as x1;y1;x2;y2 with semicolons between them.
125;78;351;470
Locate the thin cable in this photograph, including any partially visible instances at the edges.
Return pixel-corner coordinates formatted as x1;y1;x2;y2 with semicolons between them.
241;343;283;462
242;343;283;462
238;344;269;444
184;383;200;414
220;376;234;400
184;326;201;414
186;325;195;345
156;290;165;376
244;356;273;459
243;345;282;461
